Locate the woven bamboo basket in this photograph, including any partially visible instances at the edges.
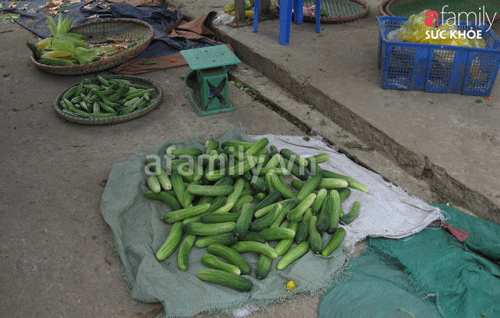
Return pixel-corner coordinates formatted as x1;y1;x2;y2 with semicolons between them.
378;0;391;16
277;0;369;23
32;19;154;76
379;0;500;22
302;0;369;23
54;75;163;125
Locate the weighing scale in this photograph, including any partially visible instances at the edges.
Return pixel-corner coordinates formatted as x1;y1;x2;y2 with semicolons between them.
180;45;242;116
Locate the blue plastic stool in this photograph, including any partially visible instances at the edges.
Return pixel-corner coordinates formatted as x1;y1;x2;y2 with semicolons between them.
253;0;321;45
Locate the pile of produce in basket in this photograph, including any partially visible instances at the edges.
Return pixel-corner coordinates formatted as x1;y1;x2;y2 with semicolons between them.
26;14;125;66
144;138;368;292
59;76;156;118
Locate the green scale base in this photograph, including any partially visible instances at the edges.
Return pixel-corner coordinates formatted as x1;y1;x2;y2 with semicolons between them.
181;45;241;116
185;91;236;116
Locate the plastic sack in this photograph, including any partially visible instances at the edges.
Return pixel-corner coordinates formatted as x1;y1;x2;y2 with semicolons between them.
398;9;486;48
212;12;235;25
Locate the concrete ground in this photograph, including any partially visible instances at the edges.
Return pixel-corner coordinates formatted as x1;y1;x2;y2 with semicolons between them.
167;0;500;225
1;0;499;317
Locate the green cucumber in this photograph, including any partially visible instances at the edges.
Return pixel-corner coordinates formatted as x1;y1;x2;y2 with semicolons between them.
205;169;226;182
232;194;254;213
163;203;211;224
234;203;254;238
182;180;200;207
166;146;203;157
269;173;297;199
270;200;297;228
202;253;241;275
221;141;254;151
238;231;267;243
340;201;361;225
265;173;276;193
205;139;219;154
224;146;250;162
226;178;245;207
322;227;346;257
275;221;299;256
255;254;273;279
147;175;162;193
320;170;369;193
200;213;240;223
318;178;349;189
195;233;237;248
170;172;186;207
309;215;324;254
204;196;227;214
144;191;182;211
255;189;282;211
177;234;196;271
309;153;330;163
276;241;310;270
328;190;341;233
245;137;269;156
311;188;328;215
280;148;309;168
155;222;184;261
297;173;323;201
338;188;351;217
231;241;278;259
184;221;236;236
294;208;312;243
157;172;172;191
258;227;296;241
227;156;259;177
198;269;252;292
338;188;352;203
306;157;322;175
287;193;316;222
264;153;283;169
243;172;269;193
317;195;333;233
280;157;309;181
258;167;290;176
207;243;251;275
186;184;234;197
250;203;282;231
256;192;266;200
291;179;305;191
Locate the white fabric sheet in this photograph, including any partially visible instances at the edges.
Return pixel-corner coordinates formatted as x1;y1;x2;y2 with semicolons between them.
252;134;444;252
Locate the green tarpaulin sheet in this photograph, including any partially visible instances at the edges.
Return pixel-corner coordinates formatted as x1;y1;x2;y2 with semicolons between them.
99;129;350;318
318;204;500;318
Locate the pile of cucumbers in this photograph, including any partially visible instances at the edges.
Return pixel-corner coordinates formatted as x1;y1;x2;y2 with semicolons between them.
144;137;368;292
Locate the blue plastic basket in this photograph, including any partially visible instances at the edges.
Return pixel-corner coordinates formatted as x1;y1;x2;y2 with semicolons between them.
377;16;500;96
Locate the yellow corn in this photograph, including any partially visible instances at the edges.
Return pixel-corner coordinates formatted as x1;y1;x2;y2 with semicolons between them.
36;37;54;50
41;50;73;59
224;3;235;13
230;10;254;18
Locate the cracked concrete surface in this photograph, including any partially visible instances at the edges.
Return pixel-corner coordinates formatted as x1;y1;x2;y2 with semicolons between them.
1;0;499;317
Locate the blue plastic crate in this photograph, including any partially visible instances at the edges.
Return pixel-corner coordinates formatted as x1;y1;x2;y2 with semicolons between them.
377;16;500;96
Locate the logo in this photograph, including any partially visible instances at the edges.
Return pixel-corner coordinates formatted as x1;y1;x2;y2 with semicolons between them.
424;5;497;40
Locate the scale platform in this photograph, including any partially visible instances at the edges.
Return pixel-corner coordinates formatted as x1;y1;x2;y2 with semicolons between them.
181;45;242;116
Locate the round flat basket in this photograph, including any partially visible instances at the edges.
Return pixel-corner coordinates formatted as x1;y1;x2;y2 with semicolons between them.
378;0;391;16
383;0;500;22
32;19;154;76
54;75;163;125
278;0;369;23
